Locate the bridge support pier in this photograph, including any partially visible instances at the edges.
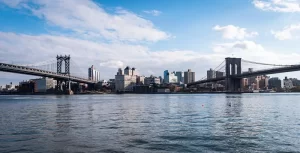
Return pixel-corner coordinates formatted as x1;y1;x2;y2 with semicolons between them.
225;78;242;92
56;80;64;92
66;81;73;95
56;80;73;94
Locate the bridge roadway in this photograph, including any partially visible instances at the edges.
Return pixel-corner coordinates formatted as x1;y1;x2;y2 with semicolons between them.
187;64;300;87
0;63;95;84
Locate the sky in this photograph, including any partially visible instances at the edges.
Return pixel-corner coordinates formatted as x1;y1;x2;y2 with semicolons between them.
1;0;300;85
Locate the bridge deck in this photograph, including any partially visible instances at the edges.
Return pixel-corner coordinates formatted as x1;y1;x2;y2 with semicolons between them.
0;63;95;84
187;64;300;87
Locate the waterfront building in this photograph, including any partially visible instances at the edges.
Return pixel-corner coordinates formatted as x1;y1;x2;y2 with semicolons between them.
157;88;170;93
158;76;164;84
283;77;293;90
184;69;195;84
175;71;184;83
268;77;282;90
4;82;17;91
164;70;178;84
133;85;155;93
115;66;137;92
216;71;225;78
136;76;145;85
207;68;216;79
290;78;300;87
242;78;249;88
259;76;269;90
144;75;161;85
247;68;256;87
18;80;35;93
108;79;115;90
244;71;270;90
88;65;100;82
31;77;57;93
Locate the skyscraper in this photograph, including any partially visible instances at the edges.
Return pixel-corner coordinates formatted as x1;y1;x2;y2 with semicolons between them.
216;71;225;78
175;71;183;83
164;70;177;84
268;77;282;90
158;76;164;84
88;65;100;82
184;69;195;84
207;68;216;79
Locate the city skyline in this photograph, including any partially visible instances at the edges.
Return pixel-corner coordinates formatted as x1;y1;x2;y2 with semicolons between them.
1;0;300;84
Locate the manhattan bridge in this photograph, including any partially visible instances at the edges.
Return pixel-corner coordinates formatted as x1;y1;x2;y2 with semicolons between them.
0;55;95;93
1;56;300;92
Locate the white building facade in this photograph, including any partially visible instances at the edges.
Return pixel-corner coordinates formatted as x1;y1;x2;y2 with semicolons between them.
31;77;57;92
115;66;137;92
144;76;161;85
284;77;293;90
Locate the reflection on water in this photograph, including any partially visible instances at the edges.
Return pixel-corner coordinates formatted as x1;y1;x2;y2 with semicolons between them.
0;94;300;152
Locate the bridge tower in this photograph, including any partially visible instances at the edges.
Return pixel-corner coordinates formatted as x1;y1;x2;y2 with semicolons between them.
56;55;70;75
225;57;242;92
56;55;71;93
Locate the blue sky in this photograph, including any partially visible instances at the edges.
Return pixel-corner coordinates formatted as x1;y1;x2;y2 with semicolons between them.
1;0;300;85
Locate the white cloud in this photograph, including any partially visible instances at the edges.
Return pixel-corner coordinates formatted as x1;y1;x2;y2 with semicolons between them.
99;60;124;69
253;0;300;12
213;25;259;40
143;10;162;16
0;32;216;80
1;0;170;42
1;1;300;83
1;0;27;7
213;40;264;53
271;24;300;40
212;40;300;66
1;32;300;81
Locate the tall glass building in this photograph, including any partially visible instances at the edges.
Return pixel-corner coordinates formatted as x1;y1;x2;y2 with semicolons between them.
88;65;100;82
175;71;183;83
164;70;177;84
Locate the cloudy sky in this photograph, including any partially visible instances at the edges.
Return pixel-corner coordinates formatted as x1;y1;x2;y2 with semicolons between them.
1;0;300;84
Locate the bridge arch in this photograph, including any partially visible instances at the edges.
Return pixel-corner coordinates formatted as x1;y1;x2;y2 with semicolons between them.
235;64;238;75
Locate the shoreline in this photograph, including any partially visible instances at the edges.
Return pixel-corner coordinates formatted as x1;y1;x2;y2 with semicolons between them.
1;91;298;95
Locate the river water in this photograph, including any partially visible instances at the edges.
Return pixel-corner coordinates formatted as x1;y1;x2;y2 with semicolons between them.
0;94;299;152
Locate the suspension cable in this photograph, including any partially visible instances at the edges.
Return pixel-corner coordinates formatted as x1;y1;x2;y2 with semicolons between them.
197;60;225;81
242;59;294;67
21;59;57;67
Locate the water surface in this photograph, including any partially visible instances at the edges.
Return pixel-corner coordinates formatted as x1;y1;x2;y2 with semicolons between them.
0;94;300;152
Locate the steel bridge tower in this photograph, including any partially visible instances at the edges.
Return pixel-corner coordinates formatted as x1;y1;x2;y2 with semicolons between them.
56;55;72;93
56;55;70;75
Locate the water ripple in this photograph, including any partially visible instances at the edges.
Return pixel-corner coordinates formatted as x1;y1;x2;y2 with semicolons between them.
0;94;300;152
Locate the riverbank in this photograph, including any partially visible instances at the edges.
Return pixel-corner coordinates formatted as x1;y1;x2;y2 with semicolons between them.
1;91;297;95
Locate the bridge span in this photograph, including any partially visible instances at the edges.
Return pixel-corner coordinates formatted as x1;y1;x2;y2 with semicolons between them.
0;62;95;84
187;57;300;92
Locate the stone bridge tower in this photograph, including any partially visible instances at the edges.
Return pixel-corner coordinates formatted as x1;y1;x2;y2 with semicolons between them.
225;57;242;92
